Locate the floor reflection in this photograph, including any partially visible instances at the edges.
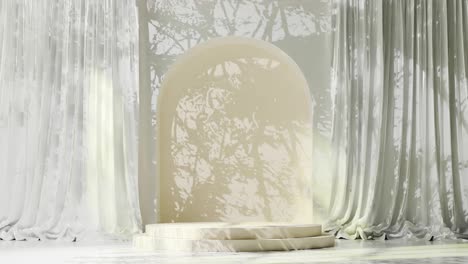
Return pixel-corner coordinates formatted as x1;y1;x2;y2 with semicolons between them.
2;239;468;264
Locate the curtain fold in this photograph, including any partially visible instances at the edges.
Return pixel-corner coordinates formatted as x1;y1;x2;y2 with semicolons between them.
328;0;468;240
0;0;141;241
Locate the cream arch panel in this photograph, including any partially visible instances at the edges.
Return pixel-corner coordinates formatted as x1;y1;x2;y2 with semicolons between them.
157;37;313;223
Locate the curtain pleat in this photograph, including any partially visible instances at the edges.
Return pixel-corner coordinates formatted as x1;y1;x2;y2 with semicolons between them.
328;0;468;240
0;0;141;241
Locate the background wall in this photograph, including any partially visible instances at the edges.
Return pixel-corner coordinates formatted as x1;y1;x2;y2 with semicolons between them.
137;0;333;227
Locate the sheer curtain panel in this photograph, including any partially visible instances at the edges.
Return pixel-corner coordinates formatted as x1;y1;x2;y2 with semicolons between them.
328;0;468;240
0;0;141;240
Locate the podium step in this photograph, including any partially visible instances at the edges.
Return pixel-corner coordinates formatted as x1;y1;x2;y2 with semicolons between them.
145;222;322;240
134;233;335;252
134;222;334;252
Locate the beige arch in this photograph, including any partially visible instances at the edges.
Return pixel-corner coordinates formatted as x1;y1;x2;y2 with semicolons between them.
157;37;313;223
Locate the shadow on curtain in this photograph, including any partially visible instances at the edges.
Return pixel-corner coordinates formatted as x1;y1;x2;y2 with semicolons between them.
0;0;141;240
328;0;468;240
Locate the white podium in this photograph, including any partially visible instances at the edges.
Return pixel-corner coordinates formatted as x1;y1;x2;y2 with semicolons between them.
134;222;334;252
135;37;334;252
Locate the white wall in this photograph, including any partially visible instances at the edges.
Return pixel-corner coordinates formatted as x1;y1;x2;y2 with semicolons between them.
137;0;333;227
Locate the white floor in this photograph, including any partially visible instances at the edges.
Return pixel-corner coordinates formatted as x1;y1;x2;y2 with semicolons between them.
1;238;468;263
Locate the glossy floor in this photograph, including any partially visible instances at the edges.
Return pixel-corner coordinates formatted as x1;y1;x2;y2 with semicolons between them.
1;238;468;263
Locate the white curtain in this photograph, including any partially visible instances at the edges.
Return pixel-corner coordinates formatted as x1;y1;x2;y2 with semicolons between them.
0;0;141;240
328;0;468;240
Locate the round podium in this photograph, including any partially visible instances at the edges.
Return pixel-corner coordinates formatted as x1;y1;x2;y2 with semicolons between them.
136;37;334;252
134;222;334;252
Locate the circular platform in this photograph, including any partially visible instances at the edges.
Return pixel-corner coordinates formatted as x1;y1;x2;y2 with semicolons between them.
134;234;335;252
145;222;322;240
